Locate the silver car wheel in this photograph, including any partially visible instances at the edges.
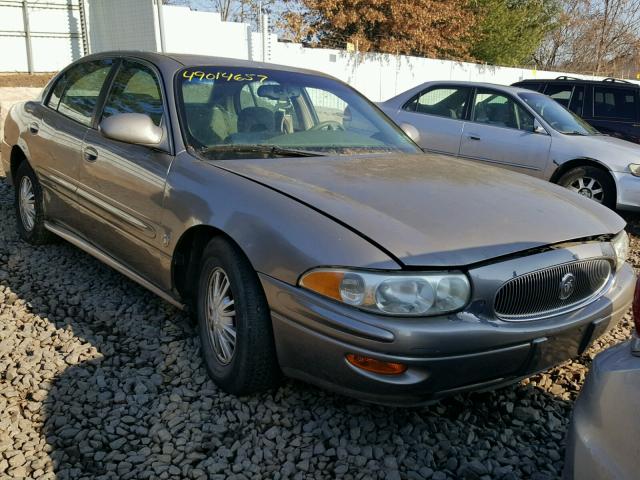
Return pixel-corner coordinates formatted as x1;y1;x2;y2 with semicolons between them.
19;176;36;232
568;176;604;203
205;267;237;365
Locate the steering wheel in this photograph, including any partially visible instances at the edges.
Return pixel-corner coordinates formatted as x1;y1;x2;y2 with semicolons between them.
310;121;345;131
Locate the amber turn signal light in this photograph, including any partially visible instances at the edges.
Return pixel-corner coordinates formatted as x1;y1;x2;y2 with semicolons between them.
345;354;407;375
299;270;344;301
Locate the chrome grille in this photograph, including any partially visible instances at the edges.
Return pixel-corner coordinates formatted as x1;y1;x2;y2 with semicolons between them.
494;258;612;320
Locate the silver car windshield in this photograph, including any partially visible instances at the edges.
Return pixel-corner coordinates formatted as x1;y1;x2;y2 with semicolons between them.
176;66;420;157
518;92;599;136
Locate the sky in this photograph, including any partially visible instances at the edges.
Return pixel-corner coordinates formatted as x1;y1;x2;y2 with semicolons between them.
165;0;215;10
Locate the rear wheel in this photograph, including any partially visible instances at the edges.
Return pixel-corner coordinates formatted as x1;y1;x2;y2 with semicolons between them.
14;162;53;244
197;237;280;395
557;166;616;209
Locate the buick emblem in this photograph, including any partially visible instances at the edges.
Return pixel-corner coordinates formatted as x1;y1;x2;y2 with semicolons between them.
559;273;576;300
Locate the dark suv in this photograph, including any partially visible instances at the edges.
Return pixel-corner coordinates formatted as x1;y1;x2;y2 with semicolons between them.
513;76;640;144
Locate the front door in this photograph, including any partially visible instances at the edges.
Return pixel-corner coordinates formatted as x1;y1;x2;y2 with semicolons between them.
459;88;551;177
77;59;174;287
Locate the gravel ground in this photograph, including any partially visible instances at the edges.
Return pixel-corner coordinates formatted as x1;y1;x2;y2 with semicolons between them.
0;174;637;480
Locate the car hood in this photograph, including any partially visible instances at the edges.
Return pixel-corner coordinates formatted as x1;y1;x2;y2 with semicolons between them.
215;153;625;267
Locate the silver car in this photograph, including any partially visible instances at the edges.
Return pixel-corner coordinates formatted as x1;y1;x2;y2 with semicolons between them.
564;281;640;480
380;81;640;210
0;52;636;405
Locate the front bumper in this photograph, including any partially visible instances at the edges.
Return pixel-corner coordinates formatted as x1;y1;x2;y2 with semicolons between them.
260;261;635;406
564;336;640;480
613;171;640;210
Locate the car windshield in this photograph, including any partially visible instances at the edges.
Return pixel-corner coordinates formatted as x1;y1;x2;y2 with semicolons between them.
518;92;600;136
176;66;420;158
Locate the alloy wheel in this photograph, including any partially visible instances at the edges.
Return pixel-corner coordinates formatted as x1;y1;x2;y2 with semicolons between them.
568;176;604;203
19;176;36;232
205;267;237;365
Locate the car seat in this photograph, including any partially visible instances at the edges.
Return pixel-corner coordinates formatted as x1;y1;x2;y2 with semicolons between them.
226;107;278;143
486;103;515;128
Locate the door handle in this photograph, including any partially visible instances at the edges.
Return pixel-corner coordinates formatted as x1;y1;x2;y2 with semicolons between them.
467;135;481;141
28;122;39;135
83;146;98;162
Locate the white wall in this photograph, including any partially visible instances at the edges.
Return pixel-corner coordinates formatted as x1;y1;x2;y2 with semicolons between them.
270;43;639;102
160;6;252;60
0;0;84;72
86;0;157;53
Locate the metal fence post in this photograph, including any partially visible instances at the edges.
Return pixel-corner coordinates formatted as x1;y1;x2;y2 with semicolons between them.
78;0;90;55
156;0;166;53
22;0;34;73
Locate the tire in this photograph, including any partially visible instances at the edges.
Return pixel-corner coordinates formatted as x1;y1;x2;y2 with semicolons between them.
197;237;280;395
557;166;616;209
14;161;53;244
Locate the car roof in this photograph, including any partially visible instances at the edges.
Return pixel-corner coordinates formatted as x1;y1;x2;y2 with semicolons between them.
516;77;640;88
78;50;335;79
410;80;535;95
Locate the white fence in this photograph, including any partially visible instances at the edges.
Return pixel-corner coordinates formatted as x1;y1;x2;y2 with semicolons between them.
0;0;86;72
2;0;638;101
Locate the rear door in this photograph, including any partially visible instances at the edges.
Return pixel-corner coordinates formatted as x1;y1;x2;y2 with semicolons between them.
34;59;115;229
389;85;472;155
589;84;640;143
459;88;551;177
77;58;174;286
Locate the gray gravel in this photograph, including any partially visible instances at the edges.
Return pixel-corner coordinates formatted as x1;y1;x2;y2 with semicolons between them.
0;174;637;480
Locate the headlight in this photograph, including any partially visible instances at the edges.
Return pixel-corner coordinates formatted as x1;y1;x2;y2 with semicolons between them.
629;164;640;177
299;269;470;316
612;230;630;268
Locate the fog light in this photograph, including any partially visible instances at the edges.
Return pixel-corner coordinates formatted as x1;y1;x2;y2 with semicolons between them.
345;354;407;375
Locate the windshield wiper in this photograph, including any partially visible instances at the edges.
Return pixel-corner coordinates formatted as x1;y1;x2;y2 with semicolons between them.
563;131;587;136
197;144;325;158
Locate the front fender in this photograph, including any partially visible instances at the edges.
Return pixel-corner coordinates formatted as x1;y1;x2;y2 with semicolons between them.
164;153;400;285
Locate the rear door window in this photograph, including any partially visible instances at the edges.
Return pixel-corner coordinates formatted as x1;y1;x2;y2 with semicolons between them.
593;86;637;120
404;87;471;120
55;59;114;126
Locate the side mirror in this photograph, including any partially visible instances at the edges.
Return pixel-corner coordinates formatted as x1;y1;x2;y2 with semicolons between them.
400;122;420;143
100;113;163;146
533;119;547;135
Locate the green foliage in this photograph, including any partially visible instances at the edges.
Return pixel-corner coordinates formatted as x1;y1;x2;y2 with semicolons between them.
470;0;560;66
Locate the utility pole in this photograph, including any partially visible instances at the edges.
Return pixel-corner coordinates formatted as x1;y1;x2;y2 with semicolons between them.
22;0;33;73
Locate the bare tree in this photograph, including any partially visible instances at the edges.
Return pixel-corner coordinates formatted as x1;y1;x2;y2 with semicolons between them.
535;0;640;77
164;0;279;28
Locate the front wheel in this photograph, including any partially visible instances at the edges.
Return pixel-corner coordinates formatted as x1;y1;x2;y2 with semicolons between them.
14;162;53;244
197;237;280;395
557;166;616;209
